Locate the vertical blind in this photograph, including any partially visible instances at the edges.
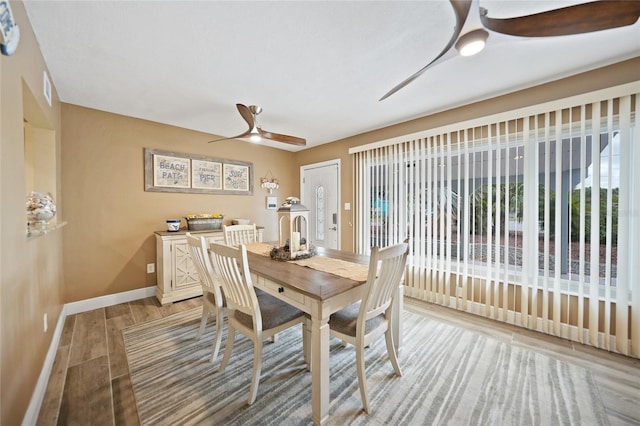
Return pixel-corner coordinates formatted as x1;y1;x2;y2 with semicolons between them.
351;84;639;357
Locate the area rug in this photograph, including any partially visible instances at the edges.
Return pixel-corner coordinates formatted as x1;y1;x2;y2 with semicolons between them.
122;308;608;426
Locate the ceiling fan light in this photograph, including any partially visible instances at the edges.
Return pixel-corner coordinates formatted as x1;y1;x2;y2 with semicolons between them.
456;29;489;57
249;133;261;143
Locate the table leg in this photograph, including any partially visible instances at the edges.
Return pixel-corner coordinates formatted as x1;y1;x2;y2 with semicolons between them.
311;315;330;426
303;317;311;370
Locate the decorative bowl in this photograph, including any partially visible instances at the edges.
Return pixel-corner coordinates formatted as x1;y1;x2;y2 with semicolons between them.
26;192;56;224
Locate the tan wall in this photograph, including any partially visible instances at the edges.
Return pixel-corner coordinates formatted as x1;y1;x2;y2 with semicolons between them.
61;104;296;302
294;57;640;252
2;1;638;421
0;2;63;424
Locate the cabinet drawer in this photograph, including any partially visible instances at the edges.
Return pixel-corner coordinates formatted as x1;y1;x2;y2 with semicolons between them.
252;273;306;306
205;235;225;246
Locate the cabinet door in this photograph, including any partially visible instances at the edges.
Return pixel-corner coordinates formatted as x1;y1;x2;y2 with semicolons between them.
172;240;200;290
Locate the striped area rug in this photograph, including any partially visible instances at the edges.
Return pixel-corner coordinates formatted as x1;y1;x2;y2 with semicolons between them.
123;307;608;426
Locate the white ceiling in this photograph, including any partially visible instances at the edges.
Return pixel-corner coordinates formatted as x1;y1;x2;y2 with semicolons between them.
23;1;640;152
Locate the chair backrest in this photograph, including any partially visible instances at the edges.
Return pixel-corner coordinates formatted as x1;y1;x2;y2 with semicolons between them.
186;232;224;307
209;243;260;320
361;241;409;321
223;224;258;246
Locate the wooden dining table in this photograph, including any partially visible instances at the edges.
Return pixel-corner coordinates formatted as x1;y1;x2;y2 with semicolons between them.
245;246;403;425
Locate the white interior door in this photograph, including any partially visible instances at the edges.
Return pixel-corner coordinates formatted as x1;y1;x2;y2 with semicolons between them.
301;160;340;249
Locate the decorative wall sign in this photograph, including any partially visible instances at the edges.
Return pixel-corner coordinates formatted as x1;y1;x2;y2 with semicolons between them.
153;153;190;188
0;1;20;56
144;148;253;195
192;159;222;190
223;163;250;192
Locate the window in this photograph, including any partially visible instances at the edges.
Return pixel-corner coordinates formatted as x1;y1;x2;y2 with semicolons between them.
315;185;325;241
351;87;639;356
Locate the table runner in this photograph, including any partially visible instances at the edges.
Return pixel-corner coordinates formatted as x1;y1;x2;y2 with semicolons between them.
244;243;369;282
244;242;274;256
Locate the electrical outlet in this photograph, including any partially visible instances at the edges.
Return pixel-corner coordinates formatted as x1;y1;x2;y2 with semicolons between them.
147;263;155;274
43;313;48;332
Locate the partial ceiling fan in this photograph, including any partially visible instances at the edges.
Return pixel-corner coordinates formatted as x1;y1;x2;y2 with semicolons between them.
208;104;306;146
379;0;640;101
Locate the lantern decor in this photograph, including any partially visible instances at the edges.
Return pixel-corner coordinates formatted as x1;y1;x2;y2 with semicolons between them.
271;196;316;261
260;170;279;194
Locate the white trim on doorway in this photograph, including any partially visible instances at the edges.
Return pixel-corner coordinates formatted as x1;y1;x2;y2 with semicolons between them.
300;159;341;250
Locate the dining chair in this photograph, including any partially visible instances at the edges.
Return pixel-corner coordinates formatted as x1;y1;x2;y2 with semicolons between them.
209;242;306;405
328;240;409;413
185;232;225;364
224;223;278;343
223;224;258;246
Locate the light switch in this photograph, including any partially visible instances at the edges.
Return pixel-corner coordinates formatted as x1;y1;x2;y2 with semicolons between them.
344;203;351;211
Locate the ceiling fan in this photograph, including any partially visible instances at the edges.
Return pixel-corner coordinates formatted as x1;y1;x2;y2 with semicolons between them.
208;104;306;146
379;0;640;101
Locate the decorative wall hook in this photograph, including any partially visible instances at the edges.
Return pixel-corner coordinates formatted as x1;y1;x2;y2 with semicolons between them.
260;170;279;193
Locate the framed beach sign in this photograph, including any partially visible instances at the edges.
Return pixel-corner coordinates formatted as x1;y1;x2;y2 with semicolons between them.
192;159;222;190
144;148;253;195
152;152;190;189
223;163;250;192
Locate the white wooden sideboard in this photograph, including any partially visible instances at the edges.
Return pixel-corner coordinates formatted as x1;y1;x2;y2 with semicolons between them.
154;227;264;304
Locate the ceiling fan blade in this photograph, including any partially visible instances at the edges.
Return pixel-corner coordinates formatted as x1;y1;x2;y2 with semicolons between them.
257;128;306;146
207;130;252;143
209;103;304;146
481;1;640;37
379;0;472;101
236;103;256;128
378;43;460;101
208;103;256;143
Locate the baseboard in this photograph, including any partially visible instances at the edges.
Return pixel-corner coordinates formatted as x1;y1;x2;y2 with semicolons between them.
21;303;68;426
64;286;156;315
22;286;157;426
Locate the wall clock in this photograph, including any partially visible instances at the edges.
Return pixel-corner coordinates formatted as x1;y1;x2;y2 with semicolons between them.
0;0;20;56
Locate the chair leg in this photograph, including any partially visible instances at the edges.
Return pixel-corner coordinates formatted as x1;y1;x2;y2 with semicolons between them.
385;329;402;376
196;305;210;339
356;343;370;413
247;337;263;405
210;309;224;363
219;325;236;372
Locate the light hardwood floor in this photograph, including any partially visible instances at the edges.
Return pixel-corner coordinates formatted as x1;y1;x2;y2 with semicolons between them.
36;296;640;425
